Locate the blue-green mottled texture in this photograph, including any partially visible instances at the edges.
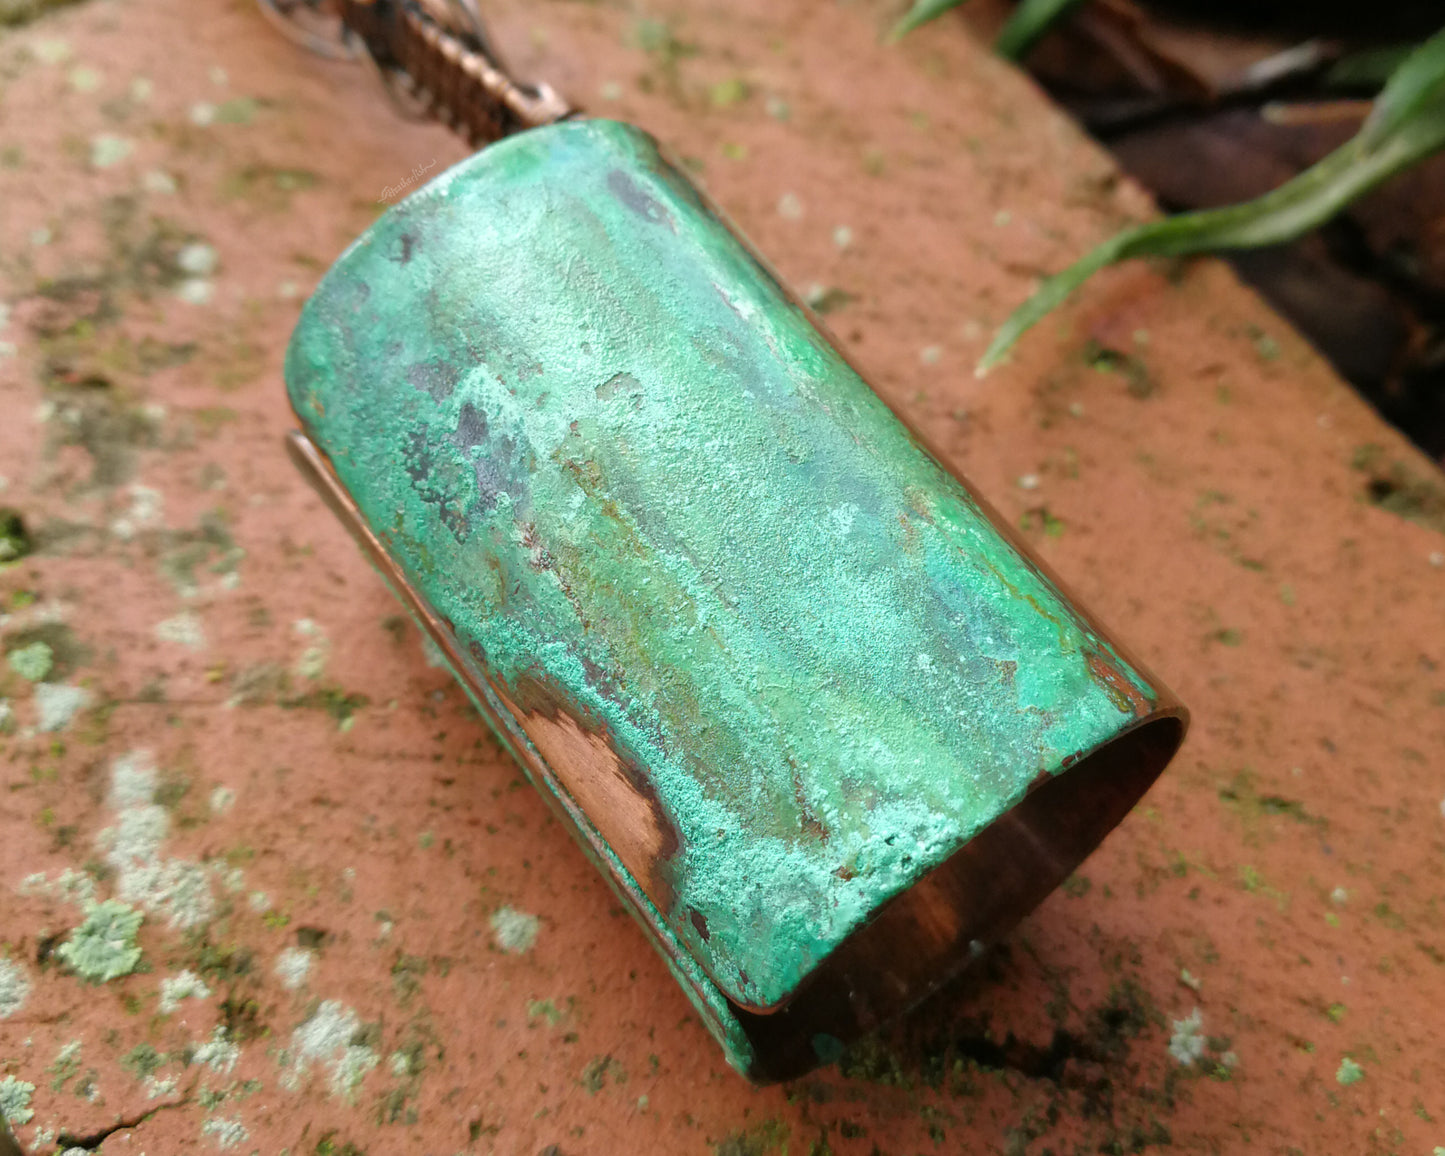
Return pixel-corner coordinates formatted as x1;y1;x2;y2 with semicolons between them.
285;120;1159;1013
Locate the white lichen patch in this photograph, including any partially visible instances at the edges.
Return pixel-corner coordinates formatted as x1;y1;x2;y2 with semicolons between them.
146;1074;179;1099
89;133;133;168
7;640;53;681
158;969;212;1014
98;752;215;929
143;169;177;195
420;632;447;669
144;861;214;929
0;1076;36;1126
108;801;168;862
34;683;91;731
212;864;244;893
332;1043;380;1098
51;1039;82;1085
291;1000;357;1063
110;484;163;540
490;905;540;954
110;749;157;807
209;786;235;814
18;867;97;906
176;278;214;306
273;946;312;991
1167;1007;1207;1066
68;65;100;92
285;1000;378;1099
192;1026;240;1074
33;37;71;63
292;618;330;680
155;612;207;650
177;242;218;276
0;957;32;1018
57;900;143;983
201;1116;248;1149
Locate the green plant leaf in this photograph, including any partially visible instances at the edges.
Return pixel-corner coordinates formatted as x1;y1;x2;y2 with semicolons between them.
887;0;1081;56
979;25;1445;372
1325;45;1414;92
1361;24;1445;146
886;0;969;44
994;0;1087;59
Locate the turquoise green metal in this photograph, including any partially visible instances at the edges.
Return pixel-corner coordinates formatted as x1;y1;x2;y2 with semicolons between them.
284;118;1185;1079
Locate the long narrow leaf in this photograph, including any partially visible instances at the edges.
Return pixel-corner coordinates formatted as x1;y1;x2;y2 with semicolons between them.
994;0;1087;60
887;0;1080;54
1325;45;1413;92
979;26;1445;372
886;0;969;44
1362;25;1445;145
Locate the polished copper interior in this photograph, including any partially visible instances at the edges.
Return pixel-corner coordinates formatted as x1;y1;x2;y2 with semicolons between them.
733;713;1187;1081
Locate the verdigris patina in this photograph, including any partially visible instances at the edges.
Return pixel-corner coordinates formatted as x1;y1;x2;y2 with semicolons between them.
285;118;1186;1079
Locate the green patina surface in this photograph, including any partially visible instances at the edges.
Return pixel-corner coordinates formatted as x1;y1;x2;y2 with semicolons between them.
285;119;1161;1033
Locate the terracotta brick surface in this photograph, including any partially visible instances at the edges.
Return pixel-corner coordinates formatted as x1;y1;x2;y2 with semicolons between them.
0;1;1442;1153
